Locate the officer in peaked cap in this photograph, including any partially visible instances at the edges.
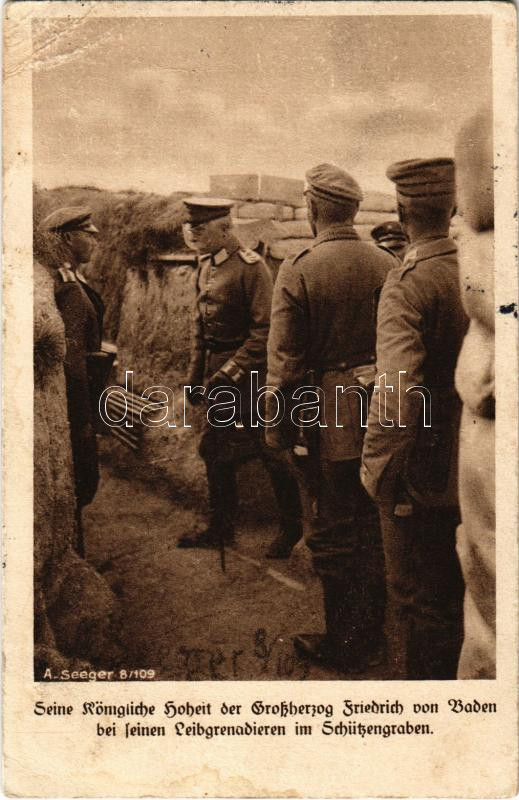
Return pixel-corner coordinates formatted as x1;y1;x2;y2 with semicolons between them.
266;163;394;673
40;205;100;234
361;158;468;679
39;205;105;557
178;196;303;560
183;197;235;225
371;221;408;261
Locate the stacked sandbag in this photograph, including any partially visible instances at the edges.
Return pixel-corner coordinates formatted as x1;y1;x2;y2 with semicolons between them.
209;173;398;260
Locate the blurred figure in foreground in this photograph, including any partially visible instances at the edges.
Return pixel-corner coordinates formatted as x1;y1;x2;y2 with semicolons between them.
454;109;496;679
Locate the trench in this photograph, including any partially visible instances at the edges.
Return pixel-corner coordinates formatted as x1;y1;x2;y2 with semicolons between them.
82;441;390;681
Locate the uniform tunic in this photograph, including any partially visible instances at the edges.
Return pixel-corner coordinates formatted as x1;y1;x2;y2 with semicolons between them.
361;237;468;679
266;224;393;608
266;224;394;458
54;266;104;509
188;236;272;392
188;237;302;535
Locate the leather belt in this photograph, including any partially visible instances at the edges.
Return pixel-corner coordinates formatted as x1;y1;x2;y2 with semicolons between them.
321;354;375;373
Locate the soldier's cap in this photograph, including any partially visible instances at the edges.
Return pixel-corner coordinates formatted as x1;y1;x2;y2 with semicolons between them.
386;158;455;207
305;163;363;205
370;221;407;244
183;197;235;225
40;206;99;234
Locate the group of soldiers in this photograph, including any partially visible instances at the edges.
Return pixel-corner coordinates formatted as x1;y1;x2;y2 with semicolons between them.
179;109;495;680
37;106;495;682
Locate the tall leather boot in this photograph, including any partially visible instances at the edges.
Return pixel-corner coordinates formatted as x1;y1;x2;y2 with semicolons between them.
265;521;303;559
323;576;384;671
261;449;304;559
406;619;463;680
177;462;237;548
294;575;384;673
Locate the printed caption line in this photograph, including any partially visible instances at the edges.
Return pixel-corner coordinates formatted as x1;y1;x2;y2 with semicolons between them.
230;550;305;592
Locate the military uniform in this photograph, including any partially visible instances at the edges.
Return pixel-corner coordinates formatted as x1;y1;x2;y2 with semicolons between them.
371;221;408;262
54;265;104;509
179;198;302;554
361;159;468;679
39;207;104;559
266;164;395;670
40;207;104;512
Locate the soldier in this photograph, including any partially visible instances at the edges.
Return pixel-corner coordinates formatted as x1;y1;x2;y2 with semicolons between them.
370;220;408;261
454;109;496;679
39;206;105;557
266;164;394;673
178;197;303;558
361;158;468;679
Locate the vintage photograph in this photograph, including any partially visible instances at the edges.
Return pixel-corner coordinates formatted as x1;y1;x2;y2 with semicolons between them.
31;10;496;683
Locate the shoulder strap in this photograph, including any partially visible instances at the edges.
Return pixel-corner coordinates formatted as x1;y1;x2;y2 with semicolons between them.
57;266;76;283
291;245;312;265
238;248;261;264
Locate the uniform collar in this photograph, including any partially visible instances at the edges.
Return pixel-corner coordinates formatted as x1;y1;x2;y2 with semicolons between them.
199;247;231;266
199;236;240;266
57;263;77;282
76;270;89;285
313;223;360;247
404;236;457;266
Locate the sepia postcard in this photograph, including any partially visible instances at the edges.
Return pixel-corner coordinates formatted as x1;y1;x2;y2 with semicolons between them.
2;1;518;796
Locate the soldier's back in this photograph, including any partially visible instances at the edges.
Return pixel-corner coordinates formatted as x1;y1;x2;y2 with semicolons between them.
296;233;394;369
381;239;467;386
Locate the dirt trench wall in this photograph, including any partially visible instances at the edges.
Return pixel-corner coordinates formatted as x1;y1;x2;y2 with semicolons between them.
114;264;208;500
33;260;119;675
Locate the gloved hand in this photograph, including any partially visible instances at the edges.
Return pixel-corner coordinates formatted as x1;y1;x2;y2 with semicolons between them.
205;369;233;394
186;386;206;406
186;367;205;406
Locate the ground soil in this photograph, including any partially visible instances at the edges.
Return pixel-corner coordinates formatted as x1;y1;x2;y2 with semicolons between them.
83;444;389;682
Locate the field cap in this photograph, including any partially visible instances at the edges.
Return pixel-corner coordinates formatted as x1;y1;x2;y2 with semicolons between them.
386;158;455;207
305;163;363;205
40;206;99;233
184;197;235;225
371;221;407;246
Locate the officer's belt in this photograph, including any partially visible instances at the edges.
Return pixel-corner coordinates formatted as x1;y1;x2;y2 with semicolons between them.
321;353;375;373
204;338;245;354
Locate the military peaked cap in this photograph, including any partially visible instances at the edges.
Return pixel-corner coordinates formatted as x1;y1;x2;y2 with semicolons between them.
40;206;99;233
386;158;455;207
305;163;363;205
184;197;235;225
371;220;407;244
